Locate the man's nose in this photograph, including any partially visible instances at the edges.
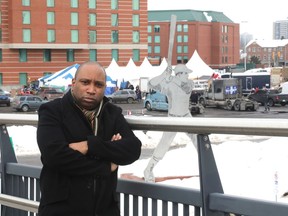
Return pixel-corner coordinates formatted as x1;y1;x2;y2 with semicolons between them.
87;84;97;93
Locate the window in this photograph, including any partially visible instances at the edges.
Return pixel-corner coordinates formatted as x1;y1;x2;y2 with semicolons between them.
47;0;54;7
132;15;139;27
67;49;74;62
19;73;28;85
111;30;118;43
112;49;119;61
22;0;30;6
47;12;55;25
89;30;97;43
88;0;96;9
0;29;2;42
147;25;152;33
111;14;118;26
177;46;182;53
183;46;188;53
0;49;2;62
43;49;51;62
19;49;27;62
47;29;55;42
147;36;152;43
183;35;188;43
154;46;160;53
22;11;31;24
183;24;188;32
111;0;118;10
154;35;160;43
0;12;1;24
147;46;151;54
183;56;188;63
71;13;78;26
23;29;31;42
177;35;182;43
132;31;139;43
132;0;139;10
71;0;78;8
0;73;2;85
154;25;160;33
177;56;182;64
132;49;140;62
71;30;78;43
89;13;96;26
177;24;182;32
89;49;97;61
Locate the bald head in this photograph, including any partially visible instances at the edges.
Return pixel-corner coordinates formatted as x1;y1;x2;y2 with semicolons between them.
72;61;107;110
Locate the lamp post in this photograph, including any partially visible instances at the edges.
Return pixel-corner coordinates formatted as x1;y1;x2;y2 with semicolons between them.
241;21;248;71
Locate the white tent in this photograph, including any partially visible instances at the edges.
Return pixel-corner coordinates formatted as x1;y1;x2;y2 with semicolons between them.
186;50;215;79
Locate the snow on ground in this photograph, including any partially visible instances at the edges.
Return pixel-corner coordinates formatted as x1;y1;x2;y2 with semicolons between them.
7;125;288;203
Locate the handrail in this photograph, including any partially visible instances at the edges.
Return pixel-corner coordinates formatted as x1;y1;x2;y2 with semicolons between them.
1;113;288;136
0;194;38;213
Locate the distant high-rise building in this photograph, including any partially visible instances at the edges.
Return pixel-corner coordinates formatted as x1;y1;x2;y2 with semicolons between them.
273;20;288;40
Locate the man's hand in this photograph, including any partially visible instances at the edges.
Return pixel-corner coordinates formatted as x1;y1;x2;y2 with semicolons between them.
111;133;122;141
111;163;118;172
110;133;121;172
165;66;172;75
69;141;88;155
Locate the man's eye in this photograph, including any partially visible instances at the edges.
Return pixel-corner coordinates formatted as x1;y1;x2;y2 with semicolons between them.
81;80;89;85
95;83;104;88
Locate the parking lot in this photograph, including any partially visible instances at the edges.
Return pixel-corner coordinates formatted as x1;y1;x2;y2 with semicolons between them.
1;99;288;119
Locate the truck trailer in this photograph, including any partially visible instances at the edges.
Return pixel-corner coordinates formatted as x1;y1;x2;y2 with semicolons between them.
221;70;270;96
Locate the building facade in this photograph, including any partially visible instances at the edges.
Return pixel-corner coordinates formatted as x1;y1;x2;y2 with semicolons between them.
246;39;288;67
273;20;288;40
147;10;240;70
0;0;148;87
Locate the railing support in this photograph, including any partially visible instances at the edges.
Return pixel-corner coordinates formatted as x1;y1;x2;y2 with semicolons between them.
198;134;224;216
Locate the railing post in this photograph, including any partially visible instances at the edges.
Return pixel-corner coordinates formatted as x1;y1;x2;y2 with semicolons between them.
197;134;224;216
0;124;18;216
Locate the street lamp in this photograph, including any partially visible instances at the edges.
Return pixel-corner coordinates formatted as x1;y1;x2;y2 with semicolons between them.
241;21;248;71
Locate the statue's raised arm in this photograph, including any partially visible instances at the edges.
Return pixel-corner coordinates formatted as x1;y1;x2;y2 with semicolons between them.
148;66;173;92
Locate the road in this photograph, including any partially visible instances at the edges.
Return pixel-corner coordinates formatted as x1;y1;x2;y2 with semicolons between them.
2;100;288;118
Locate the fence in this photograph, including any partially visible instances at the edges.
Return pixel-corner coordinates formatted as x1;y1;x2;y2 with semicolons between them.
0;114;288;215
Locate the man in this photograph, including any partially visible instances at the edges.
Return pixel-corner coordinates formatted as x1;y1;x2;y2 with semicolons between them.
144;64;197;182
37;61;142;216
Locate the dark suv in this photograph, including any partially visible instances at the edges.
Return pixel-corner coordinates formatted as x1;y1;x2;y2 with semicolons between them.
12;95;48;112
106;89;137;103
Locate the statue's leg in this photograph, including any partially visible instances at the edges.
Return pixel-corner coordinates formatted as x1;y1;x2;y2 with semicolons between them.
187;133;198;149
144;132;177;182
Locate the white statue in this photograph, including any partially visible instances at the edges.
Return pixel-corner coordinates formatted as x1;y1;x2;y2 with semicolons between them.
144;64;198;182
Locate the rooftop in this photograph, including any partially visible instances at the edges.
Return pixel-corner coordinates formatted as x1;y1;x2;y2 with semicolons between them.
148;9;234;23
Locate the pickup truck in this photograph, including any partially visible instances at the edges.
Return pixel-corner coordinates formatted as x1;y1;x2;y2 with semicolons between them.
248;89;288;106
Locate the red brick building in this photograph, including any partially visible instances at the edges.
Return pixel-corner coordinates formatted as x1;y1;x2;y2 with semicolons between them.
147;10;240;70
0;0;148;87
246;39;288;67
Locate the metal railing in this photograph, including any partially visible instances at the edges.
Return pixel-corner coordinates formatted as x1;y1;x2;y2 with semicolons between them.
0;113;288;216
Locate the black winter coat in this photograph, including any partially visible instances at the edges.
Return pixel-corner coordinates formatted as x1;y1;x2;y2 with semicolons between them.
37;90;142;216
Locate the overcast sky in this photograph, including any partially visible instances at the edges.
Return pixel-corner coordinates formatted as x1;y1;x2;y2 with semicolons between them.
148;0;288;40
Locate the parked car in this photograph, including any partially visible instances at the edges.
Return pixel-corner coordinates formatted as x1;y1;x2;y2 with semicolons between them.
37;88;64;100
0;92;11;106
106;89;137;103
144;90;168;111
143;90;204;114
12;95;48;112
